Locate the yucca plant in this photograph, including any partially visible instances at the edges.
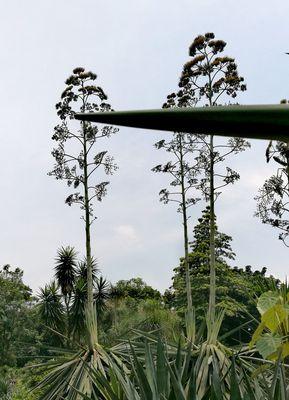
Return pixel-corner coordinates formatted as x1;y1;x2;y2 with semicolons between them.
38;281;66;335
71;338;194;400
74;342;289;399
76;257;99;284
37;67;119;399
33;308;113;400
54;246;78;314
107;308;259;398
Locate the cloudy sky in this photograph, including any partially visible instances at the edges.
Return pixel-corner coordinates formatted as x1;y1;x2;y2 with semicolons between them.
0;0;289;293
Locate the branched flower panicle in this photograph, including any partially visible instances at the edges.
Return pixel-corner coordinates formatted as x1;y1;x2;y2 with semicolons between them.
176;33;250;203
179;33;246;104
49;67;118;222
255;117;289;246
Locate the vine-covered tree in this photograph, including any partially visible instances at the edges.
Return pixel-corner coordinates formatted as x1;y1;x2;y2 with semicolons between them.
255;101;289;246
49;67;118;350
177;32;250;323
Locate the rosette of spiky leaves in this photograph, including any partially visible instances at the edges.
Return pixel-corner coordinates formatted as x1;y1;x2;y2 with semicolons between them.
54;246;77;306
76;257;99;283
95;276;110;315
33;342;112;400
33;303;126;400
76;333;281;400
72;338;197;400
69;277;87;342
38;281;65;334
106;308;267;398
69;274;109;342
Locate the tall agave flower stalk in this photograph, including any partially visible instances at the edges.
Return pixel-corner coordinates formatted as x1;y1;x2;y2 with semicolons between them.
36;68;118;398
49;67;118;350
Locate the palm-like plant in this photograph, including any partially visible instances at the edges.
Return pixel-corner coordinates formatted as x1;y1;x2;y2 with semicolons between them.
35;249;114;398
95;276;110;315
54;246;77;314
69;277;87;342
38;281;65;333
76;257;99;283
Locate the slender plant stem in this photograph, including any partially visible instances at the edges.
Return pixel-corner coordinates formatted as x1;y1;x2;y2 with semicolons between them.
208;133;216;324
83;118;98;350
207;56;216;324
178;135;195;340
179;136;193;313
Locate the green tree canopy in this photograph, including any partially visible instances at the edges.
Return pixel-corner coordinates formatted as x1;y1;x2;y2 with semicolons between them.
100;278;180;345
0;265;40;367
111;277;161;301
168;207;276;341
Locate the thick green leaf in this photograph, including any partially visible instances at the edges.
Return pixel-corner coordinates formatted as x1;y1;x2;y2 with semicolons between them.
249;321;266;348
261;305;287;332
257;291;280;315
156;338;169;397
256;333;282;359
130;344;153;400
230;358;242;400
75;104;289;142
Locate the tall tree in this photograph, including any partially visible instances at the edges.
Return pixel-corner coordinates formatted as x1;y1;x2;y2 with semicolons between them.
111;277;161;301
255;100;289;246
49;67;118;350
171;207;235;314
169;207;275;342
178;32;249;323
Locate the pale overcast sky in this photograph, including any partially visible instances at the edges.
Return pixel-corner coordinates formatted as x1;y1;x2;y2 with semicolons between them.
0;0;289;293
